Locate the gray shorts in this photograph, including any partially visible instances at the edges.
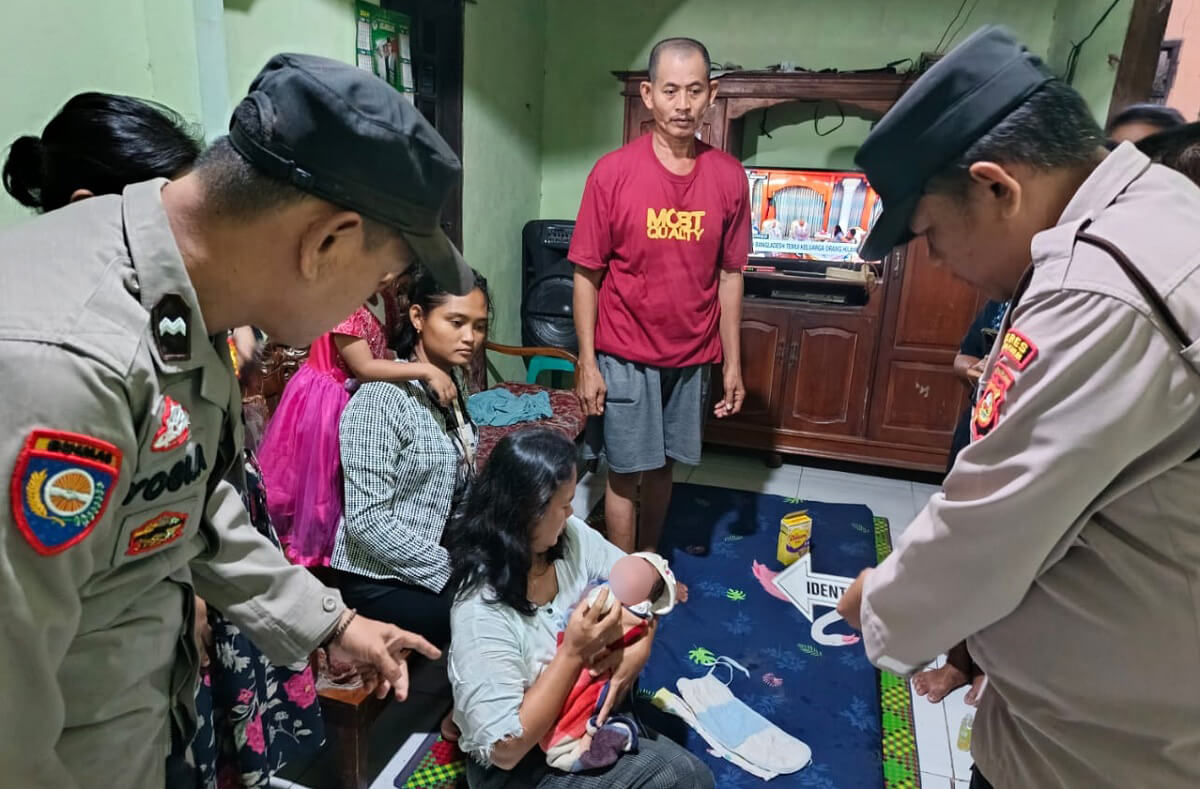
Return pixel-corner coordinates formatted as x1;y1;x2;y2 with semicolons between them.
583;353;711;473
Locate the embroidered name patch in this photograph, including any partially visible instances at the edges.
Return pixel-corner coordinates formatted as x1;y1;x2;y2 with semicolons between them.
151;396;190;453
999;329;1037;370
122;444;208;505
11;430;122;555
972;363;1015;440
126;511;188;555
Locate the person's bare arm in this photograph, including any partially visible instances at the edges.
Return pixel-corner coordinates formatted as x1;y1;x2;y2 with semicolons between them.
489;591;623;770
488;649;585;770
573;266;607;416
232;326;258;369
714;269;745;417
953;353;984;390
334;334;456;405
591;615;657;724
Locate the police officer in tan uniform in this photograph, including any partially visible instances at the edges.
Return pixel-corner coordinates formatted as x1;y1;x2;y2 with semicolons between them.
836;28;1200;789
0;54;471;788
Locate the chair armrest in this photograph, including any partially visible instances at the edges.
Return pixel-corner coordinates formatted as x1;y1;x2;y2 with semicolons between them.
484;342;578;365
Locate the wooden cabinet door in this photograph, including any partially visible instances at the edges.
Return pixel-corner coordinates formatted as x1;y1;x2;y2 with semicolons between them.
867;238;983;449
778;309;877;437
713;301;789;428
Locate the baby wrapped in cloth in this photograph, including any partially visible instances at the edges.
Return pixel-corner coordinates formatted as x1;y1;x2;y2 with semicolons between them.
540;552;677;772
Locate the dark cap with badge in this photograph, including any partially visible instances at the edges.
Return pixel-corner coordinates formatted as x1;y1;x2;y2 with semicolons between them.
228;53;473;294
856;26;1055;262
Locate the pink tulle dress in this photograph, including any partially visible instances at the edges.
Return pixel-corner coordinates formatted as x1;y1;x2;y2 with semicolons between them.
256;298;396;566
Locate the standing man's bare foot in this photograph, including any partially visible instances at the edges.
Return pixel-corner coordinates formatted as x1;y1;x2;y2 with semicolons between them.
912;663;969;704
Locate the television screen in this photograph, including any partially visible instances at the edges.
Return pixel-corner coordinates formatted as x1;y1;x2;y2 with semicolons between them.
745;167;883;264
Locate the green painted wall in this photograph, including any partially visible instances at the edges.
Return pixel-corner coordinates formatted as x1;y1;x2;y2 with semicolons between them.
0;1;202;229
1047;0;1134;121
224;0;357;101
462;0;547;381
0;0;1134;367
740;108;876;170
538;0;1133;219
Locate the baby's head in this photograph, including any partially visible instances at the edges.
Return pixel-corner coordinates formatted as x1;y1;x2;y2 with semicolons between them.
608;552;677;614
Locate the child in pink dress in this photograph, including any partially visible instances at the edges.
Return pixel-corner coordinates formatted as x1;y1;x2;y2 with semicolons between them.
257;281;456;566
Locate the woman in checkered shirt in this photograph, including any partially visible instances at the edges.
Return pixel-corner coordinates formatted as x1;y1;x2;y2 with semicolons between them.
330;268;490;647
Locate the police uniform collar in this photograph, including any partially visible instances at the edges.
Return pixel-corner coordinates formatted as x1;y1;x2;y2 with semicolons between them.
1058;142;1152;228
122;180;234;409
122;180;207;368
1028;142;1153;276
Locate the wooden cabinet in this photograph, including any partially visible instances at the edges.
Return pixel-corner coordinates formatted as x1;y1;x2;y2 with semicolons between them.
780;309;876;437
707;296;882;461
868;238;983;450
615;69;982;472
707;251;976;470
729;303;789;427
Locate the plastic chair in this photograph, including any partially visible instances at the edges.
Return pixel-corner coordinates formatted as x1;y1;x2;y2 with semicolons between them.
527;354;576;385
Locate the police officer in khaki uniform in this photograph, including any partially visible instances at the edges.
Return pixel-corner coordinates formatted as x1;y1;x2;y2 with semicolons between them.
0;54;472;788
835;28;1200;789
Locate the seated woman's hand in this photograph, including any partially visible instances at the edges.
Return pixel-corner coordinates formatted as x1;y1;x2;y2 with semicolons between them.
592;615;658;725
561;587;624;663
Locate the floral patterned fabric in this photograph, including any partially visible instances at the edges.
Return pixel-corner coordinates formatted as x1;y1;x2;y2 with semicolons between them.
474;382;585;468
189;450;325;788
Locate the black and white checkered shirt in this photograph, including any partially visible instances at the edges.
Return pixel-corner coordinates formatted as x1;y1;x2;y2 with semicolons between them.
331;375;471;592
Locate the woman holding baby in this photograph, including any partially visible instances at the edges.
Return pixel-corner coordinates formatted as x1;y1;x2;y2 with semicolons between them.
446;429;713;788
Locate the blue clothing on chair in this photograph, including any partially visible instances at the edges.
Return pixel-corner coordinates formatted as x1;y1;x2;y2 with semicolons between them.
468;387;553;426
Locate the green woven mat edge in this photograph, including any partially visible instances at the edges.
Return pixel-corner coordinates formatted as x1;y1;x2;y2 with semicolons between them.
400;737;465;789
875;516;921;789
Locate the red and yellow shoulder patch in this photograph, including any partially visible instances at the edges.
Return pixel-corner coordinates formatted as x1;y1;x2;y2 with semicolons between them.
10;430;122;555
972;363;1015;440
126;510;188;556
972;328;1039;441
999;329;1037;370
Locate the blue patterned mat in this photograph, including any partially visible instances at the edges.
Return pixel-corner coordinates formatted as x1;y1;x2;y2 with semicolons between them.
635;483;896;789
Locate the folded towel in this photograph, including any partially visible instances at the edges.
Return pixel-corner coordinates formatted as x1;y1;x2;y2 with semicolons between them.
467;388;553;427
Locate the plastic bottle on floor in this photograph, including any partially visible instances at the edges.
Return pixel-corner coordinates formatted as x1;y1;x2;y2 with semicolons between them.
956;713;974;752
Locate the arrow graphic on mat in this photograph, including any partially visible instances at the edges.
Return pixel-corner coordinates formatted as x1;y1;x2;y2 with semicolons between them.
775;551;856;623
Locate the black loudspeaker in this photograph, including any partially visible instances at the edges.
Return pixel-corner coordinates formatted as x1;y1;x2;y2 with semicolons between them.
521;220;577;352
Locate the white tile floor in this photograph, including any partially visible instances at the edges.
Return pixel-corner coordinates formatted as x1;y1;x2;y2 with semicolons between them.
574;446;971;786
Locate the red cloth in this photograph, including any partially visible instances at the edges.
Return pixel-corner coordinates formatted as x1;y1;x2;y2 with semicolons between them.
568;133;751;368
540;621;649;751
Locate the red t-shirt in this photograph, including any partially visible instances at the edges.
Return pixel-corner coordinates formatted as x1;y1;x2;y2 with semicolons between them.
569;133;750;368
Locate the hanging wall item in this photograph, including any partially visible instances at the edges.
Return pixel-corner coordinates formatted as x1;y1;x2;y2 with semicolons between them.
355;1;415;100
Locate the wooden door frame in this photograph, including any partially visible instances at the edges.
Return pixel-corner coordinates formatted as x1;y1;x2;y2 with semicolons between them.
383;0;465;249
1108;0;1174;123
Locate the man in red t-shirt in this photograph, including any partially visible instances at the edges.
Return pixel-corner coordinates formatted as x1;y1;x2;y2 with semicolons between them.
571;37;750;555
